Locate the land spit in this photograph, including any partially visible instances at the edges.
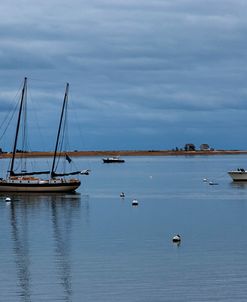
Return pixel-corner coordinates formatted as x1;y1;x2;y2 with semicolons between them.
1;150;247;158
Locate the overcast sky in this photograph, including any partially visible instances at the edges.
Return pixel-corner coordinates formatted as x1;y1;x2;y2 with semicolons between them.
0;0;247;151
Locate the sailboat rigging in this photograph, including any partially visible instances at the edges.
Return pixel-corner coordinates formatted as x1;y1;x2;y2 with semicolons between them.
50;83;83;178
0;77;88;192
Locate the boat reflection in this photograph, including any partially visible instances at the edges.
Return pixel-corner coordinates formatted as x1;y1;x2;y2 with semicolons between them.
230;181;247;189
4;192;89;301
9;201;31;302
51;196;75;300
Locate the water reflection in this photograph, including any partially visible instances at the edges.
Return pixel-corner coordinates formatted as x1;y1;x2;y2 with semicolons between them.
9;201;31;302
230;181;247;189
2;192;90;301
51;196;74;301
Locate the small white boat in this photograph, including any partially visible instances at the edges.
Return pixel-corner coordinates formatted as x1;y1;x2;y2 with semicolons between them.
5;197;11;202
80;169;91;175
228;169;247;181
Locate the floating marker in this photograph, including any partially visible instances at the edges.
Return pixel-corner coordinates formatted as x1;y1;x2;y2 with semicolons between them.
209;181;218;185
120;192;125;198
172;234;181;243
5;197;11;202
132;199;139;206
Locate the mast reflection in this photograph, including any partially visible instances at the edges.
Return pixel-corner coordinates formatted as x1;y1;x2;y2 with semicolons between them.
51;195;79;301
9;201;31;302
4;192;90;302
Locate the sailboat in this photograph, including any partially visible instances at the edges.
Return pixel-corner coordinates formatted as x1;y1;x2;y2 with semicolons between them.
0;77;88;192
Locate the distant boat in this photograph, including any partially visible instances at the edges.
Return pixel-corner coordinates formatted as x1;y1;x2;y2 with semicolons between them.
228;168;247;181
0;78;89;192
102;156;125;163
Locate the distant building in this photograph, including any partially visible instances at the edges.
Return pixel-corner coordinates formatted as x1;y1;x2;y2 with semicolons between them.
200;144;210;151
184;144;196;151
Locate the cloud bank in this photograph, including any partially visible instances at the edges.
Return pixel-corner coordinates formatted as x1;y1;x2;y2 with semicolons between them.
0;0;247;150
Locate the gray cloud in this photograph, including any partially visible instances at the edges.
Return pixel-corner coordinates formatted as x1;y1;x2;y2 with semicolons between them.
0;0;247;150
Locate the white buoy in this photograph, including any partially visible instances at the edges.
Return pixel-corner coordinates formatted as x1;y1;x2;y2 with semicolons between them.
5;197;11;203
120;192;125;198
203;178;208;182
172;234;181;243
132;199;139;206
209;181;218;185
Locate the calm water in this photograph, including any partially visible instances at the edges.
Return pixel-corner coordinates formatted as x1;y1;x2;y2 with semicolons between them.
1;155;247;301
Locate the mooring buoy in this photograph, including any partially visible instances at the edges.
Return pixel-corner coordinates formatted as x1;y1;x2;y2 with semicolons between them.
172;234;181;243
132;199;139;206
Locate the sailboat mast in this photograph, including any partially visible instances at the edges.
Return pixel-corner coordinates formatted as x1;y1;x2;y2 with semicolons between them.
9;77;27;177
51;83;69;178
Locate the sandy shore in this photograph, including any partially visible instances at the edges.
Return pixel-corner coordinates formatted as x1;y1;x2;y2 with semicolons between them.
1;150;247;158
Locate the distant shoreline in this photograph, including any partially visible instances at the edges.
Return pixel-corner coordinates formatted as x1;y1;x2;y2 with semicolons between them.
1;150;247;158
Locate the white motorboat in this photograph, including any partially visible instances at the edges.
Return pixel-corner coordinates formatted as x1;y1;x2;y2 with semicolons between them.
228;168;247;181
